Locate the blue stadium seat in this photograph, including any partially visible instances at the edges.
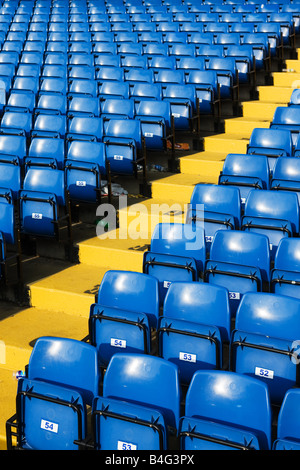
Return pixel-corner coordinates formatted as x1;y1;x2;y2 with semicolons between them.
35;92;67;116
100;98;135;120
0;110;32;137
0;133;26;165
97;270;159;330
66;116;103;142
0;195;22;285
247;128;293;172
103;118;145;177
67;95;100;118
273;389;300;450
89;303;152;368
147;55;176;71
96;66;124;83
0;154;21;201
270;106;300;145
179;370;272;450
219;153;270;207
129;82;162;101
271;238;300;300
289;88;300;107
19;167;71;243
230;292;300;405
32;113;67;139
175;56;206;72
6;336;101;450
65;140;110;204
92;353;181;450
161;83;198;131
28;136;65;170
271;156;300;203
143;223;206;304
134;99;174;152
205;57;239;102
240;33;270;71
186;183;241;250
124;68;154;85
205;230;270;313
184;70;221;118
158;282;231;384
98;80;130;100
242;189;299;260
39;76;68;95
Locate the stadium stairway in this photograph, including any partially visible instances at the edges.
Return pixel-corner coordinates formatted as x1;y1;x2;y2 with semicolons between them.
0;50;300;450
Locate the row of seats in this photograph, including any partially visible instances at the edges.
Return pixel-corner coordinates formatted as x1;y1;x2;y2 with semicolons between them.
7;320;299;450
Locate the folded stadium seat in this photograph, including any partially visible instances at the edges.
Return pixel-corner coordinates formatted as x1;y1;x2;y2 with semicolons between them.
247;128;293;172
27;136;65;170
186;183;241;251
134;99;174;154
196;44;225;59
16;62;41;79
101;98;135;121
66;116;103;142
269;12;296;47
205;23;229;34
11;75;39;98
65;139;111;205
271;238;300;299
44;51;67;66
230;23;256;34
95;66;124;83
67;64;95;81
92;41;118;55
205;57;239;109
143;223;206;304
184;69;221;122
158;282;231;384
19;164;72;244
92;353;181;450
147;55;177;71
273;389;300;450
187;32;215;46
162;83;199;132
124;68;154;85
67;95;101;118
118;41;144;57
142;43;170;57
230;292;300;405
255;23;283;59
270;156;300;203
179;370;272;450
121;55;148;72
89;302;152;369
240;33;271;72
68;78;98;99
46;41;69;55
98;81;130;101
218;153;270;207
34;92;67;116
0;62;15;95
270;106;300;145
205;230;270;314
150;12;174;24
161;31;188;45
103;118;146;181
94;54;121;69
0;154;22;201
31;113;67;139
39;76;68;95
69;52;94;67
223;44;256;86
156;21;179;33
153;69;185;86
97;270;160;330
6;336;101;450
0;110;33;138
241;189;299;260
128;82;162;102
175;56;206;72
281;4;300;34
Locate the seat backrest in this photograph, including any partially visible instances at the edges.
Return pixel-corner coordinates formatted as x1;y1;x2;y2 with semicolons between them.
129;82;162;100
97;270;160;329
150;222;206;273
185;370;272;449
277;389;300;442
248;128;293;156
67;140;106;169
100;98;135;118
271;106;300;126
274;237;300;271
221;153;269;188
235;292;300;340
27;336;101;405
210;230;270;282
0;200;15;245
244;189;299;234
134;99;172;128
289;89;300;106
103;118;142;149
23;167;65;206
272;156;300;182
189;183;241;226
28;137;65;168
103;353;181;430
163;281;231;342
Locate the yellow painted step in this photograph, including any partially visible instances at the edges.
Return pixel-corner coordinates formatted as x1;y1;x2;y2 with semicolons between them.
272;72;300;87
257;86;293;103
285;59;300;73
78;228;150;270
118;197;187;237
179;151;224;176
224;117;270;136
0;305;88;372
0;368;18;450
28;264;109;317
150;173;206;203
241;101;285;120
204;133;249;154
